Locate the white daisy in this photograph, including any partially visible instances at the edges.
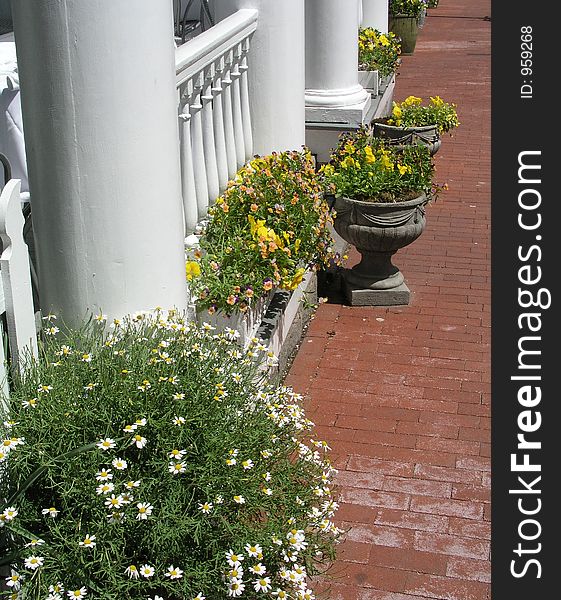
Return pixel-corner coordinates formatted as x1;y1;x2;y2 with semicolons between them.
66;588;87;599
169;448;186;460
104;494;125;509
42;507;59;517
233;495;245;504
25;538;45;547
125;565;139;579
2;506;18;521
96;438;116;451
124;480;141;489
22;398;38;408
79;534;96;549
139;564;155;578
5;572;23;589
111;457;128;470
198;502;213;514
131;434;147;449
249;563;266;576
172;416;186;426
227;580;245;597
226;550;244;566
136;502;154;520
49;583;64;594
24;555;44;570
241;459;254;470
168;461;187;475
253;577;272;593
95;468;113;481
244;543;263;558
96;482;115;495
165;565;183;580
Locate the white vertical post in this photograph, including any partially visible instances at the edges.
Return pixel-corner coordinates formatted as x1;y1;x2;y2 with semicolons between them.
11;0;187;325
362;0;389;32
230;49;246;168
212;58;230;193
189;74;209;220
214;0;305;155
202;64;220;203
179;89;199;234
239;38;254;162
222;50;238;178
305;0;370;109
0;179;38;368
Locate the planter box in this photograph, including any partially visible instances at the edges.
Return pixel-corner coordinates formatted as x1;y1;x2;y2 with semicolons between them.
358;69;379;96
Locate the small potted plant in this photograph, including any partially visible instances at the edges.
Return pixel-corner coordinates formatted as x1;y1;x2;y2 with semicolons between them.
373;95;460;155
358;27;402;96
388;0;428;54
320;127;444;305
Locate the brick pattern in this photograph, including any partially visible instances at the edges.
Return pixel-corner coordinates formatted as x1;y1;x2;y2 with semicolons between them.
285;1;491;598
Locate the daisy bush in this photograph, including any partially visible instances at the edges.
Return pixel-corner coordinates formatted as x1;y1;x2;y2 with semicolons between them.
0;311;341;600
186;149;337;316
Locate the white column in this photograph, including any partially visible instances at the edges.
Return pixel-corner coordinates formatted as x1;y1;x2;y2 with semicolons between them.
362;0;389;32
305;0;370;112
214;0;305;155
11;0;187;326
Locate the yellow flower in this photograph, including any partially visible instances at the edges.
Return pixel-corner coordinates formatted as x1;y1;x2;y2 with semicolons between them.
379;34;389;46
185;261;201;281
341;156;356;169
283;268;305;291
364;146;376;164
392;104;402;119
397;164;411;175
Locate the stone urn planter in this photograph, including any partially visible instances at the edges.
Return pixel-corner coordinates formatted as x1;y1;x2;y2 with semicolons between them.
372;121;442;155
388;14;419;55
333;193;428;305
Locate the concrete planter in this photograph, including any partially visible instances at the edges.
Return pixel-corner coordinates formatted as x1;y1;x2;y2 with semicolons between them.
372;121;442;155
333;193;428;305
358;69;379;96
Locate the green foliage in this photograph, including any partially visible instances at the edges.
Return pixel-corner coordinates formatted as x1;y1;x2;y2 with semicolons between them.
389;0;427;18
358;28;401;78
186;150;337;316
319;127;438;204
388;95;460;134
1;311;341;599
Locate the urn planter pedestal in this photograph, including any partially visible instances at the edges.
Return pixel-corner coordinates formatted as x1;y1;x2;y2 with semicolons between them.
333;193;428;306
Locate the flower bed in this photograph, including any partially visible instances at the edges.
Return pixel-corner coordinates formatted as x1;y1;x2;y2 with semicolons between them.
0;311;341;599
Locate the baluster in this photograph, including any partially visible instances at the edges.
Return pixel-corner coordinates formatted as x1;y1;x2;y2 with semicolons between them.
189;72;208;220
239;36;254;162
212;56;229;193
222;49;238;180
178;80;198;234
201;64;220;205
231;43;246;169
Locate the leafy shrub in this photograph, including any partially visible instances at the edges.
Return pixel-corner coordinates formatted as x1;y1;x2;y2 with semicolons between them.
0;311;341;599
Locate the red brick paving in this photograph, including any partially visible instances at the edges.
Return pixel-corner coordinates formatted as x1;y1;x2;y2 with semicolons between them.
285;1;491;598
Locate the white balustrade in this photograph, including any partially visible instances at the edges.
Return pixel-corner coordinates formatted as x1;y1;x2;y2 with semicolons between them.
176;9;257;234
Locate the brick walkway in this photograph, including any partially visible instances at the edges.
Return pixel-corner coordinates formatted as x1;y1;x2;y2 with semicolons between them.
285;1;491;599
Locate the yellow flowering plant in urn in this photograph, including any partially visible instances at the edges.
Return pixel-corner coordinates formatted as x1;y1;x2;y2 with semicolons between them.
319;127;444;303
358;27;402;78
374;95;460;156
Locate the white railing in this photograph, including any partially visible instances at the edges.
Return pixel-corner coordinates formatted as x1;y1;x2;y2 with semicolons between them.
0;179;38;398
175;8;257;234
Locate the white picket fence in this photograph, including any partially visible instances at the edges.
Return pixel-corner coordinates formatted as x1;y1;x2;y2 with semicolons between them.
0;178;38;398
176;8;257;234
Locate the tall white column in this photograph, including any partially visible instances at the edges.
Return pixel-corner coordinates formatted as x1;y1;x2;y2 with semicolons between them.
305;0;370;123
214;0;305;155
11;0;187;326
362;0;389;32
